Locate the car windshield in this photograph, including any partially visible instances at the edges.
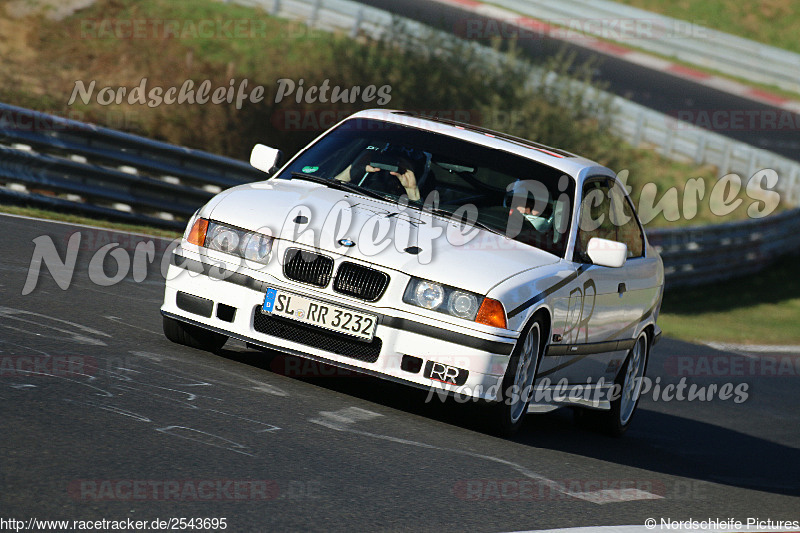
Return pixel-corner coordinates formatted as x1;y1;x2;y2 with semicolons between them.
279;118;575;257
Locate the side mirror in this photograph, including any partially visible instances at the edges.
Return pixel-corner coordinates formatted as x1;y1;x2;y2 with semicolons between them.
587;237;627;268
250;144;283;175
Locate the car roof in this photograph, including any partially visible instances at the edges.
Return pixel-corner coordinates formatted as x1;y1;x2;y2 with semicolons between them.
345;109;615;183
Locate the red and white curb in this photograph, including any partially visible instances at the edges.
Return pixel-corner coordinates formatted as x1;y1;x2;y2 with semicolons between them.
432;0;800;114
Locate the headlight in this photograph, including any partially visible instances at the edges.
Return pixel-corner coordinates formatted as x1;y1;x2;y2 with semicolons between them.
241;233;273;263
404;278;483;321
207;225;240;254
189;219;274;265
414;280;445;310
448;291;479;319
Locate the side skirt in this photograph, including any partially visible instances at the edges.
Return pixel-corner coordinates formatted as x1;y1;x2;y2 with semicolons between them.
528;383;613;411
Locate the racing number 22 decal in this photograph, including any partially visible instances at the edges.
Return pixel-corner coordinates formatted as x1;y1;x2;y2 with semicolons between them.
563;278;597;344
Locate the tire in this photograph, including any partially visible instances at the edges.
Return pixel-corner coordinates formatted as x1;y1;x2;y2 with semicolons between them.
163;315;228;353
574;330;649;437
484;318;543;438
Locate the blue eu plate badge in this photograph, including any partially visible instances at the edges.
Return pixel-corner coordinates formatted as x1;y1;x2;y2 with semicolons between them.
262;288;278;313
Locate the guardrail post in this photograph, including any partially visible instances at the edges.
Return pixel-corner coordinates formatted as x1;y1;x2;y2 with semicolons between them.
632;110;646;147
719;144;733;177
694;134;707;164
788;166;799;205
309;0;322;27
350;7;364;39
271;0;281;16
747;149;758;179
662;123;675;158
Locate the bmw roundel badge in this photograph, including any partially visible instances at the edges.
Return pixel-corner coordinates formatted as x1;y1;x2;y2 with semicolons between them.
338;238;356;247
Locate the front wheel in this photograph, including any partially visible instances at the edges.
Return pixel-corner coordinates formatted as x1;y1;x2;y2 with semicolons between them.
575;330;649;436
483;319;543;438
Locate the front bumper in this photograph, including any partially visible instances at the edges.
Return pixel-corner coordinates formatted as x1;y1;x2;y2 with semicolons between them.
161;252;518;401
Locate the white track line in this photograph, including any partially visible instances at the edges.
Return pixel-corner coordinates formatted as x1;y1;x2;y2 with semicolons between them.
705;341;800;354
310;407;663;505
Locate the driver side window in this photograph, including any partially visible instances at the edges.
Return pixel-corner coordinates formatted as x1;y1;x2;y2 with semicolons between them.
574;179;645;263
610;182;644;258
574;180;614;263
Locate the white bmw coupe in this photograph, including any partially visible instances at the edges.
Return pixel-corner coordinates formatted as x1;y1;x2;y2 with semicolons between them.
161;109;664;436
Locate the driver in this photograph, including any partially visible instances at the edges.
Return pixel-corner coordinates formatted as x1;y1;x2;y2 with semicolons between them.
506;181;553;233
335;149;421;201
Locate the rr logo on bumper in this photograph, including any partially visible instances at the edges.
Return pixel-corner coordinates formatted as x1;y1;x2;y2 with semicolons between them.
424;361;469;386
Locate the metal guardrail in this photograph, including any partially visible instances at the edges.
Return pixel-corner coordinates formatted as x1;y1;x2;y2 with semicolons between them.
648;207;800;287
483;0;800;95
608;96;800;206
0;103;264;229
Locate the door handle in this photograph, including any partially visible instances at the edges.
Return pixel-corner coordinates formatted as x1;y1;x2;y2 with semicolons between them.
618;283;627;295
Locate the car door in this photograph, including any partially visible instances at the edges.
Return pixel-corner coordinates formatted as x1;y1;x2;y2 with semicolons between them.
555;177;652;384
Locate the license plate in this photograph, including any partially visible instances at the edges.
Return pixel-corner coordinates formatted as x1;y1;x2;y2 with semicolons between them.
262;288;377;341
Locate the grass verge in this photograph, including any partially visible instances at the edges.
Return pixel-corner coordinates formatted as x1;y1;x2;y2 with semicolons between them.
659;254;800;345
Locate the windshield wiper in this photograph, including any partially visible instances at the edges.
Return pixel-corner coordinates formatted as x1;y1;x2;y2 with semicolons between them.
419;205;457;220
288;171;330;184
289;172;392;202
418;204;507;237
288;173;505;237
468;218;507;237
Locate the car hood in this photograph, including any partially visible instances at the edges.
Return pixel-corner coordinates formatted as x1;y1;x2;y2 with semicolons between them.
208;180;559;294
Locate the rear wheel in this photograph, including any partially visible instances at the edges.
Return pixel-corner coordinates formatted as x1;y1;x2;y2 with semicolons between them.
575;330;649;436
484;319;543;438
163;315;228;353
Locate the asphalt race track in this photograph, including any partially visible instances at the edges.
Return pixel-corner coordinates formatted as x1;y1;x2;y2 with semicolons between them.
353;0;800;161
1;213;798;531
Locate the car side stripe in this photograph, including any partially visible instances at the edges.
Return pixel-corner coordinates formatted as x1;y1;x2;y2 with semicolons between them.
380;316;514;355
507;264;592;319
537;300;659;377
545;339;636;357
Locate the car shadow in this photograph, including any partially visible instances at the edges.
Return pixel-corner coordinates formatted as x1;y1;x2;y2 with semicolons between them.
216;343;800;498
517;407;800;497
